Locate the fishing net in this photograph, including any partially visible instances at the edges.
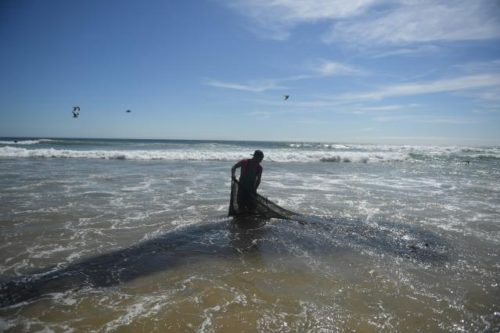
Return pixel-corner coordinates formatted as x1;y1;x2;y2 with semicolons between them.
228;179;300;220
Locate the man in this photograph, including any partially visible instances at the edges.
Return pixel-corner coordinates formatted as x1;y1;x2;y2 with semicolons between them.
231;150;264;213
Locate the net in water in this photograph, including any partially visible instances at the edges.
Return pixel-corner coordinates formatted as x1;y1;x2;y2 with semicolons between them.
228;179;299;220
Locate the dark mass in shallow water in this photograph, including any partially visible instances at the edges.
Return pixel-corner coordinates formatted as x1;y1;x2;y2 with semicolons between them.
0;216;449;308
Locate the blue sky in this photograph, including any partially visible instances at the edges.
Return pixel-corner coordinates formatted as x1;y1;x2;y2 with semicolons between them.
1;0;499;145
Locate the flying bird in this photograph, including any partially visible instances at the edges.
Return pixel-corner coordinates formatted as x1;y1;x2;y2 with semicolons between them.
72;106;80;118
126;110;131;113
283;95;290;100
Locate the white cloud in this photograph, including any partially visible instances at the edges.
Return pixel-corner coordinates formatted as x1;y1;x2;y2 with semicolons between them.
367;45;442;58
311;60;366;76
226;0;379;40
472;105;500;114
265;73;500;109
340;74;500;101
374;115;477;124
349;104;419;114
205;60;363;92
453;59;500;74
324;1;500;45
204;79;285;92
225;0;500;44
459;88;500;102
229;0;376;23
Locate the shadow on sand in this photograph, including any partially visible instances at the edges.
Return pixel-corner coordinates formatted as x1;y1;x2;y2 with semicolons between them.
0;215;450;308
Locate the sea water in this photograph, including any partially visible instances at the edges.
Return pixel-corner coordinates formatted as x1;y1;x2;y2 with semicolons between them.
0;138;499;332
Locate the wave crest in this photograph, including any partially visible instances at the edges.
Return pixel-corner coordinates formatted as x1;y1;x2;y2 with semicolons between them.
0;147;409;163
1;143;499;163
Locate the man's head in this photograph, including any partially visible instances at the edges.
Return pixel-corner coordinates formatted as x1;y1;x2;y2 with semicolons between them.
252;150;264;162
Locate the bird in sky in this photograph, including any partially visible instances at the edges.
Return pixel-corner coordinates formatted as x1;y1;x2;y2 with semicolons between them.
72;106;80;118
283;95;289;101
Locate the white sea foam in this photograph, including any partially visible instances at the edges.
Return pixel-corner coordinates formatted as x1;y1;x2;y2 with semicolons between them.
102;295;169;332
2;141;500;163
0;146;414;163
28;244;77;259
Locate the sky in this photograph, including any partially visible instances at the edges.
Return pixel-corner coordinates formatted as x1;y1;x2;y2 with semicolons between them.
0;0;499;145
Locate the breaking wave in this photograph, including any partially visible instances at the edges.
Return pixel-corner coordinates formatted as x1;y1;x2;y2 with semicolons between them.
1;141;499;163
0;146;410;163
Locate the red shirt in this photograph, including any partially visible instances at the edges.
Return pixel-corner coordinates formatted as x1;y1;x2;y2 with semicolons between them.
239;159;262;178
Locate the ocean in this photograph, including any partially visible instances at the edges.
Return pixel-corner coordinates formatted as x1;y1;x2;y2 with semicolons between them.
0;138;499;332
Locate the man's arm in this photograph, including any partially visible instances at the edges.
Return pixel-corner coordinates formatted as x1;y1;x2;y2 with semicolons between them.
231;161;242;180
254;173;261;191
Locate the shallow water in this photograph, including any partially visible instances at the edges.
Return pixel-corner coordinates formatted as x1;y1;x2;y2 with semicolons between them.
0;139;499;332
